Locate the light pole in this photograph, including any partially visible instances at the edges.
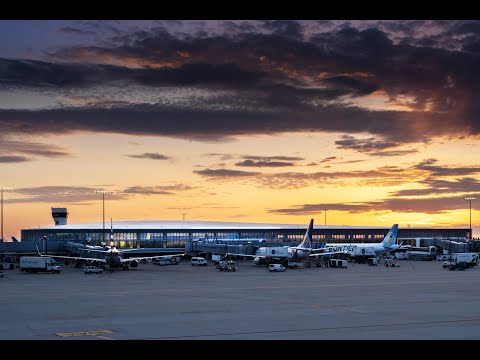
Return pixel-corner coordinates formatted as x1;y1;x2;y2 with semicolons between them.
95;191;113;243
465;197;476;240
1;187;12;242
324;209;328;226
43;235;47;255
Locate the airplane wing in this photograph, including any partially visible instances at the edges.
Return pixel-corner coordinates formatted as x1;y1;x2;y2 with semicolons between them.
36;245;107;263
120;253;186;264
225;253;260;259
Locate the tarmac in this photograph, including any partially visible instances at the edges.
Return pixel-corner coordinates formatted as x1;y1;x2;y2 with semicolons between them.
1;259;480;340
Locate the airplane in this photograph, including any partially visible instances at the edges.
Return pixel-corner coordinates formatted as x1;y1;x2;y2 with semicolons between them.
36;222;185;270
36;241;185;270
226;219;346;267
319;224;400;262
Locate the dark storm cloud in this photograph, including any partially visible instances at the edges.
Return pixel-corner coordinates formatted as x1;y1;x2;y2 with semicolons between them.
0;58;90;87
0;58;264;89
126;153;171;160
222;21;258;35
0;155;29;163
391;177;480;197
262;20;304;39
0;104;461;143
452;21;480;36
3;21;480;143
235;160;295;167
322;76;379;95
414;158;480;176
123;184;193;195
127;63;263;88
58;27;96;36
193;169;259;177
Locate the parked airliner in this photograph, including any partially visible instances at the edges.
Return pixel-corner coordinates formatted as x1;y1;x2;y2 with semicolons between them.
320;224;399;261
36;241;185;270
227;219;345;266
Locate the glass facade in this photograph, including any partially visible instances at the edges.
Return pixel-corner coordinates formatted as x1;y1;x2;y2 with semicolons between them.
20;226;470;249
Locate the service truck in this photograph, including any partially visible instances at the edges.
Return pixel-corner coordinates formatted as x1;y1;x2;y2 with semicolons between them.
443;252;478;269
20;256;62;273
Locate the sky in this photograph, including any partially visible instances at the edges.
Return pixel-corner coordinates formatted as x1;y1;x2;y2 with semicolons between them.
0;20;479;240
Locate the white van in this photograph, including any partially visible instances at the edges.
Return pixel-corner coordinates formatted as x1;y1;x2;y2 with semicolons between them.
83;265;104;274
268;264;286;272
191;257;207;266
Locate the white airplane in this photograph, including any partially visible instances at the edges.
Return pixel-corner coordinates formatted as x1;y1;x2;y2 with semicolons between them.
227;219;345;266
320;224;400;261
37;221;186;270
36;238;185;270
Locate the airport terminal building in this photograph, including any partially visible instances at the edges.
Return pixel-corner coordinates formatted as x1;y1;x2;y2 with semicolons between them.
0;208;472;255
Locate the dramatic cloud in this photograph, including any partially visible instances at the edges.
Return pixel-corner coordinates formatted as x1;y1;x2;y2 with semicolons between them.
320;156;337;163
391;177;480;197
268;203;374;214
268;195;475;215
192;165;409;189
369;149;419;157
0;138;70;159
4;20;480;238
241;155;304;161
58;27;96;36
191;159;480;190
235;159;295;167
1;21;480;144
123;184;194;195
382;196;476;214
335;135;402;153
126;153;171;160
413;158;480;177
9;186;125;204
0;155;29;163
193;168;259;177
8;184;195;203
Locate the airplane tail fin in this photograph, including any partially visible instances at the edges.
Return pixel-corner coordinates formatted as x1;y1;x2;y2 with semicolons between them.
381;224;399;248
299;219;314;249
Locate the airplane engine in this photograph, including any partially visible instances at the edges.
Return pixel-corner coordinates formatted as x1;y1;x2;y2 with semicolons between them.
130;260;139;268
254;257;264;265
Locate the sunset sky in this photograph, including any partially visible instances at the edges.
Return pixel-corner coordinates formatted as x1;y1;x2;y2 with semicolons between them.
0;20;479;240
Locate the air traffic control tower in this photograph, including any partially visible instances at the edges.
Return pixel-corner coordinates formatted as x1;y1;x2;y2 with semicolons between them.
51;207;68;226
